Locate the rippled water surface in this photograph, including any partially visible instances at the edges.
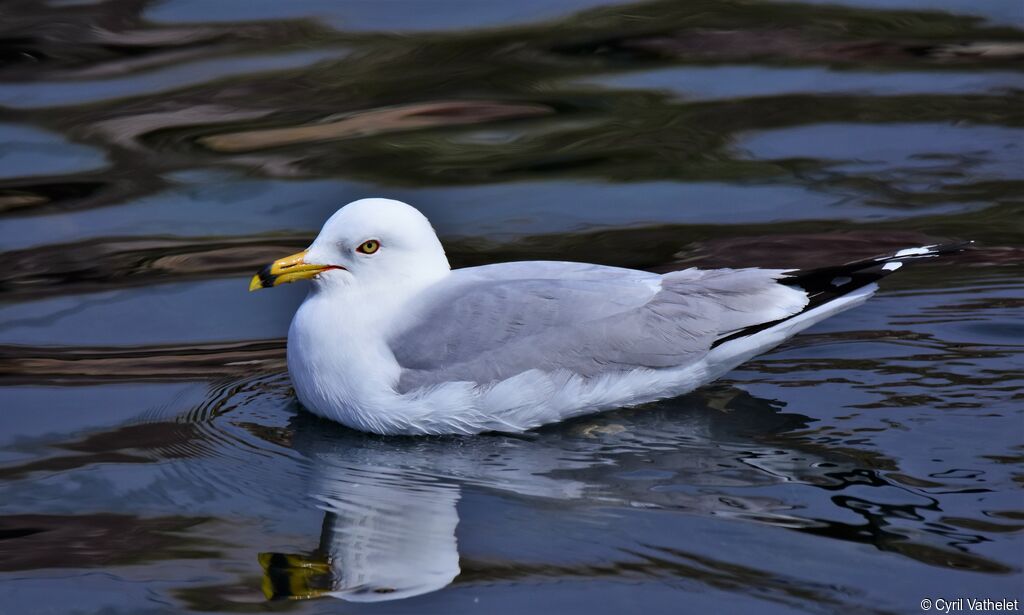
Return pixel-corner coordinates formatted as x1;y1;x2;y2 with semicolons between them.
1;0;1022;613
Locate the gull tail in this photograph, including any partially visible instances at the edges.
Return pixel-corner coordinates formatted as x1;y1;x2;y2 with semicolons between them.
778;241;975;312
712;241;974;349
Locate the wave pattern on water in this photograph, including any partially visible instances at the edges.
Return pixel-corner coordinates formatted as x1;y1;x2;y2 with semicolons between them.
0;0;1021;613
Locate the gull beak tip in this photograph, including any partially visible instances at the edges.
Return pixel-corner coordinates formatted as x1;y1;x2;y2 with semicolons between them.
249;264;275;292
249;250;319;293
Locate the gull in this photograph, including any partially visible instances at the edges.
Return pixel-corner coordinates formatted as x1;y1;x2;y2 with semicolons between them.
250;198;967;436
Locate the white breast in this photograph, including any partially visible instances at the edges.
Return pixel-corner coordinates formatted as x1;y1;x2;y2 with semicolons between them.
287;290;404;433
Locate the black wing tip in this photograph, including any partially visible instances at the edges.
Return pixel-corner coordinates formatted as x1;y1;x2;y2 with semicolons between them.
784;239;976;285
712;240;975;350
780;239;974;305
873;240;976;263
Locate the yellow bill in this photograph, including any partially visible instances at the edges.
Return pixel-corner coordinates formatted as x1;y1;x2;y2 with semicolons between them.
258;551;333;600
249;250;333;291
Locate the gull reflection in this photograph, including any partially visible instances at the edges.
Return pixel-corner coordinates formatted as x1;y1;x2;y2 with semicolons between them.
261;450;462;601
258;385;994;603
259;386;806;601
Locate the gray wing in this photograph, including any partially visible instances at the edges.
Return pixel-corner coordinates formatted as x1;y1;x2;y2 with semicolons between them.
388;261;807;393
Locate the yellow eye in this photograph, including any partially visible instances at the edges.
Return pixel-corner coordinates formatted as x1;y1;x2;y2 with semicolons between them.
356;239;380;254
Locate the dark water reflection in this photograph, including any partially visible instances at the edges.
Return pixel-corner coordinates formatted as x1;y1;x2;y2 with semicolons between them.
1;0;1022;612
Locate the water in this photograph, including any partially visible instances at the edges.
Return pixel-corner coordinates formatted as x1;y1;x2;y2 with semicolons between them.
1;0;1022;612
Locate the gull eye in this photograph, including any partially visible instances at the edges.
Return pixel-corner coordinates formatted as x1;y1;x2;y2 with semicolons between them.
356;239;380;254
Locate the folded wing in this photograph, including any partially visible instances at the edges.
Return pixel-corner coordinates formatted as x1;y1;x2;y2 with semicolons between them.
387;262;808;393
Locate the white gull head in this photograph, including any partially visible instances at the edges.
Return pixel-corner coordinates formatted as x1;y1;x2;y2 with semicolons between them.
304;198;450;293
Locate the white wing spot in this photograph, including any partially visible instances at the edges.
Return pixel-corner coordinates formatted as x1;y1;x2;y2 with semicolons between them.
894;246;933;258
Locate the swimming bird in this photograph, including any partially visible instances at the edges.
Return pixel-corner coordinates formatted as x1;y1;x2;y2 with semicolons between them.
250;198;967;436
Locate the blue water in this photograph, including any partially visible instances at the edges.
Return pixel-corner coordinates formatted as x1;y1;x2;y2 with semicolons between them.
1;0;1021;613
